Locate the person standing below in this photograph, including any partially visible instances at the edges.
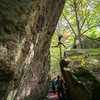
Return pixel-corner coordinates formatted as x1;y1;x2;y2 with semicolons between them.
50;77;57;94
56;75;64;100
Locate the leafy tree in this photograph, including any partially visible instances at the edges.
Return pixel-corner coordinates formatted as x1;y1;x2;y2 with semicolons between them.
63;0;100;48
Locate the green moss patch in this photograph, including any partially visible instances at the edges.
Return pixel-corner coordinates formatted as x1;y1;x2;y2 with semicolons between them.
72;66;100;100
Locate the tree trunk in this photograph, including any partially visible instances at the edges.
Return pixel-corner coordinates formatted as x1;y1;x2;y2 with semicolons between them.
0;0;65;100
78;34;83;49
73;0;83;49
72;36;77;49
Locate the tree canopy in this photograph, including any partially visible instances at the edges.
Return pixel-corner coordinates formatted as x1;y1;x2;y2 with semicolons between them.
50;0;100;77
62;0;100;48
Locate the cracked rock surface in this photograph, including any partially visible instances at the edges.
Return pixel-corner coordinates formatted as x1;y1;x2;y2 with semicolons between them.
0;0;65;100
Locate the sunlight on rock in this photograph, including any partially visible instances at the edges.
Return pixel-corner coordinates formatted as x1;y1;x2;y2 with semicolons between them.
7;90;17;100
24;43;34;69
0;46;7;58
15;38;26;63
21;86;31;97
26;85;31;96
36;34;39;44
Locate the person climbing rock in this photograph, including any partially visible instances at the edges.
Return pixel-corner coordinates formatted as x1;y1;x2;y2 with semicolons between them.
51;34;67;49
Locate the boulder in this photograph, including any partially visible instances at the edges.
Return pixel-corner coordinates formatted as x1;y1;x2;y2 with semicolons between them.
0;0;65;100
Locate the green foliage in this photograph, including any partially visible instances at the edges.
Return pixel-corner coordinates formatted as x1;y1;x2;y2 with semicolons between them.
65;48;100;81
60;0;100;47
50;0;100;76
50;32;60;77
73;67;100;100
84;28;100;38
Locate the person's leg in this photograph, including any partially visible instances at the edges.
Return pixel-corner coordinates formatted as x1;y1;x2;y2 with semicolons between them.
61;87;64;100
53;86;56;94
58;88;61;100
61;42;67;49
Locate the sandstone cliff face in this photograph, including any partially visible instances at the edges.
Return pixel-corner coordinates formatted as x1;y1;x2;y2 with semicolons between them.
0;0;65;100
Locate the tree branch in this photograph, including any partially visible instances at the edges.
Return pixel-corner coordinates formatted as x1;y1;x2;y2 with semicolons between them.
81;24;100;35
63;14;77;36
80;13;90;31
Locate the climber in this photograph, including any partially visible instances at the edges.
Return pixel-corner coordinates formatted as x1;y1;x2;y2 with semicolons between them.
51;34;67;49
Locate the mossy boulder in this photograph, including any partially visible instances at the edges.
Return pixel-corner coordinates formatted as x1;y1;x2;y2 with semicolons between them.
62;49;100;100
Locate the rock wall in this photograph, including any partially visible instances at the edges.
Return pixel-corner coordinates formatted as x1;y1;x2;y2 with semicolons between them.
61;67;100;100
60;55;100;100
60;61;90;100
61;68;90;100
0;0;65;100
